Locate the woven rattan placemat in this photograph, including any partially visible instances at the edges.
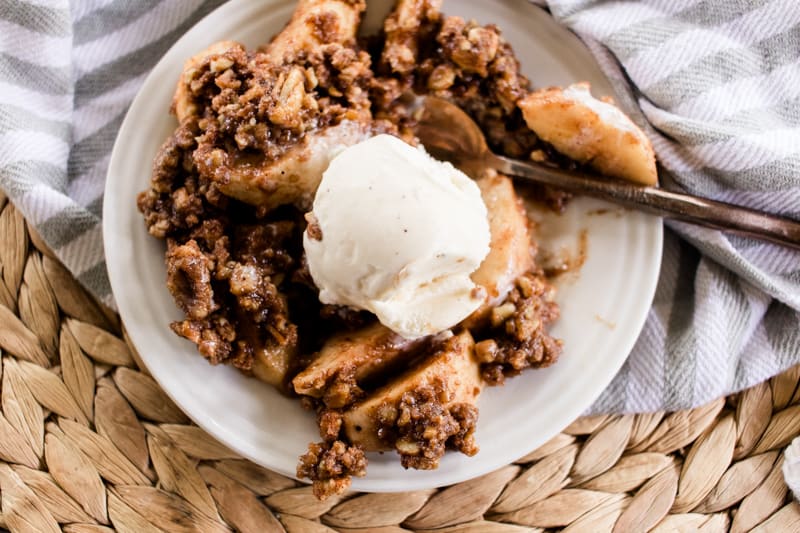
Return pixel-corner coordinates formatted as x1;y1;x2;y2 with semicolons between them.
0;192;798;532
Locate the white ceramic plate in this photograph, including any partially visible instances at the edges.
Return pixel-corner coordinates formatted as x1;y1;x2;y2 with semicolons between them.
104;0;663;492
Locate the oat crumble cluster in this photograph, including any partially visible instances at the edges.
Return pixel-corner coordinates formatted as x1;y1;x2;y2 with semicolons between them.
138;0;571;499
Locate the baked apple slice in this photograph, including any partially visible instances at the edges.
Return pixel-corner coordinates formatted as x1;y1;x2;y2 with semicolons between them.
342;331;482;469
465;172;535;327
519;82;657;185
170;0;376;212
265;0;364;64
173;40;243;122
292;321;424;408
193;120;373;211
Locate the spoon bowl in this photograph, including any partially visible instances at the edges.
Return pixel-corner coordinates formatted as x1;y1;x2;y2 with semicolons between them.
413;97;492;177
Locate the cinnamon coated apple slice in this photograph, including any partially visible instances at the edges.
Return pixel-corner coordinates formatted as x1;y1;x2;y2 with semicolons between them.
342;331;482;469
519;82;657;185
264;0;364;64
292;321;425;408
465;172;535;327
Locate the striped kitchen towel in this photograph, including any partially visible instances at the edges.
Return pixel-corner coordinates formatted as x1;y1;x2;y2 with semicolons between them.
0;0;798;413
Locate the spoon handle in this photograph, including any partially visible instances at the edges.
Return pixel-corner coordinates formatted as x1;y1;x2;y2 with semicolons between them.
491;154;800;251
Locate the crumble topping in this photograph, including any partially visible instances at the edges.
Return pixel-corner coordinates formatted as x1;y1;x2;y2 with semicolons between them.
149;182;299;375
375;10;573;210
176;41;374;148
137;0;579;500
295;408;368;500
475;272;563;384
297;439;367;500
375;378;479;470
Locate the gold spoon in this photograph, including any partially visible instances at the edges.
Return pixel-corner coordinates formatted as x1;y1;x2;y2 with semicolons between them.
414;96;800;251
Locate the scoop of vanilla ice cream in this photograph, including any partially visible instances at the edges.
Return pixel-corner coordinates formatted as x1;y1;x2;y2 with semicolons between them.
303;134;491;339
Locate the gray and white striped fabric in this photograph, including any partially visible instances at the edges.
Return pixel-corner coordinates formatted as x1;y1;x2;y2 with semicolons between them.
0;0;227;308
1;0;798;413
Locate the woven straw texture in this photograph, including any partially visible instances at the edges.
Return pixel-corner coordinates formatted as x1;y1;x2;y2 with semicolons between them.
0;193;798;533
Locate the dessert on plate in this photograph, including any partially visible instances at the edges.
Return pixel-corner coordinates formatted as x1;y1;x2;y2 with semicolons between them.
137;0;656;498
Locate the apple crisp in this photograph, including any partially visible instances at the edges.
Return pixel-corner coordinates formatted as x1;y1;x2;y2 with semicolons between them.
138;0;656;499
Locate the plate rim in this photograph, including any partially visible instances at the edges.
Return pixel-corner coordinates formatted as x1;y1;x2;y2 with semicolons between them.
103;0;663;492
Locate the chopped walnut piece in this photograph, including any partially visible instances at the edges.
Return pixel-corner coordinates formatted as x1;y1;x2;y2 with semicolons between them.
427;64;456;91
268;67;309;129
318;410;344;442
